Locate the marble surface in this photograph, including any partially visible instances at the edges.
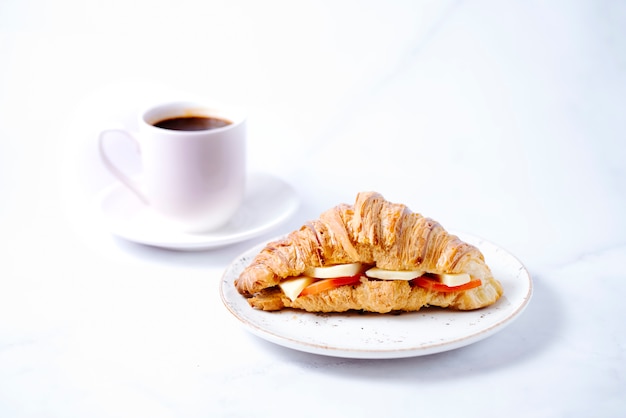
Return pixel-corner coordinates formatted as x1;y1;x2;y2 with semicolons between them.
1;0;625;416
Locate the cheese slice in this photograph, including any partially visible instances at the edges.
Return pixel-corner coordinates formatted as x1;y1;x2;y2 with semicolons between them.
365;267;423;280
435;273;471;287
304;263;363;279
279;276;316;301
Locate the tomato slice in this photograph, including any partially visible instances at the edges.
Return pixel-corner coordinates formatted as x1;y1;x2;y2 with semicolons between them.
299;274;363;297
412;276;482;293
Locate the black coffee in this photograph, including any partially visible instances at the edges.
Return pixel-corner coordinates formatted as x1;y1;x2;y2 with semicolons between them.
153;116;232;131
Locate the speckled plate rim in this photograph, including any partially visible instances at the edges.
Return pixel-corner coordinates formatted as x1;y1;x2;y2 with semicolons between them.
220;232;532;359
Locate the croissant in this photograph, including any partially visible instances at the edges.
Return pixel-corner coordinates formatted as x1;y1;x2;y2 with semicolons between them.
235;192;503;313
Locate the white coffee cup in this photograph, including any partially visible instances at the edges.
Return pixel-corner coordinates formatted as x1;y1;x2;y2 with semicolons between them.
99;101;246;232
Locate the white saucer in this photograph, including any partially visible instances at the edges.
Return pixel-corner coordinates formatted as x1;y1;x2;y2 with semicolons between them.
97;172;299;250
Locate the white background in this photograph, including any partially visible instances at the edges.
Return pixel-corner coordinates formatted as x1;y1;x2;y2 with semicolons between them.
1;1;625;417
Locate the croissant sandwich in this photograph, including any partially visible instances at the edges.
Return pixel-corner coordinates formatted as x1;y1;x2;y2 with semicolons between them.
235;192;503;313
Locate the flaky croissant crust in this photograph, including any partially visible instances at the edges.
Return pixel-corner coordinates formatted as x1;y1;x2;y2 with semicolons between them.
235;192;503;311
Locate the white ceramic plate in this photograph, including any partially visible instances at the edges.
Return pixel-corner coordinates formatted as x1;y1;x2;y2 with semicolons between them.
220;233;532;358
97;172;299;250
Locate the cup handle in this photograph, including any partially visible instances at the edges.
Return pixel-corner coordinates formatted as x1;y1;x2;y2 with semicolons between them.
98;129;149;204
